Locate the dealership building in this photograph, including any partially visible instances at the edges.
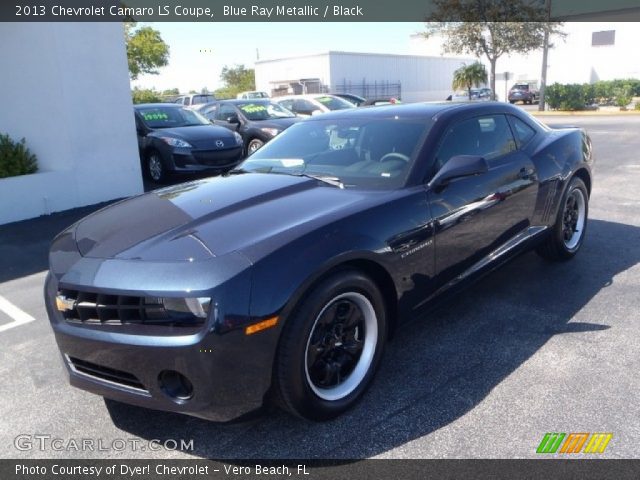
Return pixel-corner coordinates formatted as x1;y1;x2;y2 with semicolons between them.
255;51;473;103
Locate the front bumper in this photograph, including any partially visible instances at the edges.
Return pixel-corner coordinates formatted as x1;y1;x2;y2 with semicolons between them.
170;146;243;174
44;253;281;422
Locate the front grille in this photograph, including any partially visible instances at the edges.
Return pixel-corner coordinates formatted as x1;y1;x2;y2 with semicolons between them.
193;147;242;167
67;356;147;392
57;289;204;328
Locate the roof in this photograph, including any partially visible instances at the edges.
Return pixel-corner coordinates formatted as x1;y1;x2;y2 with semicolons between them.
133;103;183;109
256;50;472;65
305;101;519;121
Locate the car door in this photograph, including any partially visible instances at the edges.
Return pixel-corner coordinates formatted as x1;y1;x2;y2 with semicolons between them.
427;113;538;283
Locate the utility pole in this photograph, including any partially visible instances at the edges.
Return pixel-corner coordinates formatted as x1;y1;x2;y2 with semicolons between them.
538;0;552;111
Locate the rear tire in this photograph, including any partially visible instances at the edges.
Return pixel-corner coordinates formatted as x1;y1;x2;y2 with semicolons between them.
537;177;589;261
273;270;387;421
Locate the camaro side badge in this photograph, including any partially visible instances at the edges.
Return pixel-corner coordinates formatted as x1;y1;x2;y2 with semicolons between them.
55;295;75;312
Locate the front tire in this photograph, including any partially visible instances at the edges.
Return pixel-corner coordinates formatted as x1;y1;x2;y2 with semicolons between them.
247;138;264;155
146;150;166;183
537;176;589;261
274;270;387;421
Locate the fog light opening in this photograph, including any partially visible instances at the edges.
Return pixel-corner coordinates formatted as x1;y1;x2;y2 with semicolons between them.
158;370;194;402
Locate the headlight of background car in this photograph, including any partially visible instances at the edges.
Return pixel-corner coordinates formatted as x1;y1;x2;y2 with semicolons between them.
260;128;280;137
233;131;243;145
160;137;192;148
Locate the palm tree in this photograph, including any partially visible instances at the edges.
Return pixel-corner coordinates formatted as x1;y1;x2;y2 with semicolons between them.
452;62;489;100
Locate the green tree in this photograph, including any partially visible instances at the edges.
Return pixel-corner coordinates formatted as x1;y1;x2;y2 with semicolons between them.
452;62;488;100
424;0;564;100
215;65;255;99
124;22;170;80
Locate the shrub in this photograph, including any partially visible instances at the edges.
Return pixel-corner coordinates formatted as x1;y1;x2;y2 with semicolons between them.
614;85;632;109
635;102;640;111
545;83;586;111
131;87;163;104
0;133;38;179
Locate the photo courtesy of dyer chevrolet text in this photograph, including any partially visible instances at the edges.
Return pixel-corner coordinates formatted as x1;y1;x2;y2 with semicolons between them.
16;464;309;477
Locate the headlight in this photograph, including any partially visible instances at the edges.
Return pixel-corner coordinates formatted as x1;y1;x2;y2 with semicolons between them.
160;137;192;148
260;128;280;137
162;297;210;319
233;131;243;145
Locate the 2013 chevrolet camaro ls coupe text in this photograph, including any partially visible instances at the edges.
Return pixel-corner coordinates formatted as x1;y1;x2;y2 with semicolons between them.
46;103;593;421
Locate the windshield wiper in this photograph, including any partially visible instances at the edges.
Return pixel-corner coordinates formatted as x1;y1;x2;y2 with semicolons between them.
293;173;344;189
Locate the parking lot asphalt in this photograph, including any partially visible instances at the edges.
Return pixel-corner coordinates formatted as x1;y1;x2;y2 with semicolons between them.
0;115;638;460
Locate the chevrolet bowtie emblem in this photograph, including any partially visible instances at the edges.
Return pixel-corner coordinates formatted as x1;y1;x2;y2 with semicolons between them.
55;295;75;312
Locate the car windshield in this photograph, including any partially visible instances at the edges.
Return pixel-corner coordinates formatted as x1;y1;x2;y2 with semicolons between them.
238;117;431;189
512;84;529;91
237;102;295;121
137;106;210;128
313;95;355;111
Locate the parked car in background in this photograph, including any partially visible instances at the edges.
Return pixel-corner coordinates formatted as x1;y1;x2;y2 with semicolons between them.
134;104;243;182
237;91;270;100
447;88;493;102
173;94;216;108
196;100;300;155
333;93;367;106
508;83;539;104
274;94;355;117
361;97;402;106
48;102;593;423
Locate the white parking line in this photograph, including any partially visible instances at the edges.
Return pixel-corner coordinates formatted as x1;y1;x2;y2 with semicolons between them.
0;295;35;332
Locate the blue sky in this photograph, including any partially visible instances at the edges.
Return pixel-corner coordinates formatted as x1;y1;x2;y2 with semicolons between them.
131;22;426;92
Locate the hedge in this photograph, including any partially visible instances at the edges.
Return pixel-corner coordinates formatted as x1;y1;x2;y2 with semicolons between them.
546;79;640;111
0;133;38;179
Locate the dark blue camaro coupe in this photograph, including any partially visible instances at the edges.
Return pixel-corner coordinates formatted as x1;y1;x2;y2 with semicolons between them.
46;102;593;421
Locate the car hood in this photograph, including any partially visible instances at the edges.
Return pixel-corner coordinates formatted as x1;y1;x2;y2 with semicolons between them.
150;125;237;148
73;173;371;262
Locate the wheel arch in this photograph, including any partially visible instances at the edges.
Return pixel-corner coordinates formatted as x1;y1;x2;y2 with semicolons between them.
275;256;400;344
573;167;592;197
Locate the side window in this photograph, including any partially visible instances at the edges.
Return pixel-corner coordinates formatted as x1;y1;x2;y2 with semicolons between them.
509;116;536;148
279;100;294;111
434;115;516;171
294;99;316;113
184;97;191;106
216;104;236;121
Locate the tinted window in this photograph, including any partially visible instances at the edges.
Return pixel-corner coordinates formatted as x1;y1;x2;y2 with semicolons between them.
278;99;294;111
192;94;216;105
216;104;237;121
184;97;191;106
435;115;516;171
313;95;354;111
509;116;536;148
294;99;318;113
241;118;431;190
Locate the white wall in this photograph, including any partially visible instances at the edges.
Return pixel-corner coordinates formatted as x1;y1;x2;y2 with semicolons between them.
255;54;332;95
0;22;142;225
329;52;472;102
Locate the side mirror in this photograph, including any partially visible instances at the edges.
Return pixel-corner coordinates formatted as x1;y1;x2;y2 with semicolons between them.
428;155;488;189
226;114;240;124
